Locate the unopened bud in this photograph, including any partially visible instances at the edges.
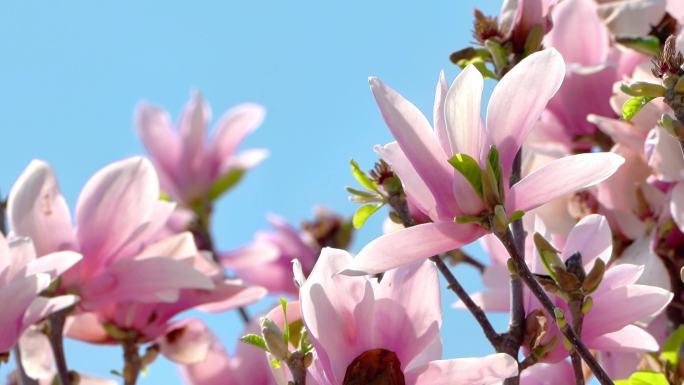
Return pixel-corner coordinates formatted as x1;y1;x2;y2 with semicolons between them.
534;233;564;281
553;307;566;329
660;113;684;140
582;259;605;294
555;268;581;292
622;81;666;97
493;205;508;234
261;318;289;361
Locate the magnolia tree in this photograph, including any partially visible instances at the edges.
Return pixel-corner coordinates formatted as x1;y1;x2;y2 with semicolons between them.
4;0;684;384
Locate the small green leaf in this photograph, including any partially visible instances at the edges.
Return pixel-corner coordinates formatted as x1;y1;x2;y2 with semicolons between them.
346;187;378;199
486;146;503;199
350;160;379;193
626;371;669;385
616;35;661;56
240;334;268;352
622;96;655;121
159;192;173;202
454;215;484;225
448;153;483;198
352;204;383;229
456;57;498;79
270;358;281;369
281;297;290;346
660;325;684;367
508;210;524;223
208;168;245;201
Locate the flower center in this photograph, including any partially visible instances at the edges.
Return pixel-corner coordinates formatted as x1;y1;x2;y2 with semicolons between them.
343;348;405;385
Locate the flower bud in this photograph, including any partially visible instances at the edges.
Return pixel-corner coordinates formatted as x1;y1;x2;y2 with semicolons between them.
581;296;594;315
622;81;666;97
261;318;289;361
534;233;564;281
582;259;605;294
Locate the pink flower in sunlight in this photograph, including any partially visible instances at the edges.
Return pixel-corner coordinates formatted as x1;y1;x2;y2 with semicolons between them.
0;234;81;353
462;215;672;371
343;48;624;276
299;248;518;385
63;233;266;364
136;93;268;206
180;319;277;385
7;157;215;310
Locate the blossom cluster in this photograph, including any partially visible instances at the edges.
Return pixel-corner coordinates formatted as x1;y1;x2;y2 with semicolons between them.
4;0;684;385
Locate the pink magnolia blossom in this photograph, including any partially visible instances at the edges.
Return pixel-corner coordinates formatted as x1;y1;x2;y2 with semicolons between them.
136;93;268;206
499;0;555;51
462;215;672;366
221;214;319;295
7;157;215;310
344;49;624;275
180;318;281;385
0;234;80;353
63;236;266;364
299;248;518;385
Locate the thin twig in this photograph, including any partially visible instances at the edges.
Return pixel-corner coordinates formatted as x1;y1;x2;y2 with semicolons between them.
122;339;141;385
46;310;72;385
495;228;613;385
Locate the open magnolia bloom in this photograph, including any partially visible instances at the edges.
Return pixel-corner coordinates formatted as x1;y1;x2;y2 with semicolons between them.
299;248;518;385
136;93;268;206
7;157;216;310
343;48;624;276
0;234;81;354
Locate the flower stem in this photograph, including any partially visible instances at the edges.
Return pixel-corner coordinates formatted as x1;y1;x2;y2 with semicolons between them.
46;309;72;385
494;228;613;385
122;339;141;385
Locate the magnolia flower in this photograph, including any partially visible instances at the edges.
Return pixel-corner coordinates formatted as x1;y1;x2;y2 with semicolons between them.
0;234;80;353
136;93;268;206
64;237;266;363
7;157;214;310
299;248;518;385
462;215;672;365
180;319;280;385
343;49;624;275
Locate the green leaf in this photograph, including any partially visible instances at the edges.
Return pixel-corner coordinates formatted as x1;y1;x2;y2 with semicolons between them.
508;210;524;223
207;168;245;201
240;334;268;352
487;146;503;198
660;325;684;367
281;297;290;347
159;192;173;202
352;204;383;229
346;187;378;199
270;358;281;369
350;160;380;193
622;96;655;121
616;35;661;56
448;153;483;198
626;371;669;385
456;57;498;79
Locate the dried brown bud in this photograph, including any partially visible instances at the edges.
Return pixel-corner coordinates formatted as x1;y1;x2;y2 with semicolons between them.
473;9;503;45
582;259;606;294
652;35;684;78
524;309;549;350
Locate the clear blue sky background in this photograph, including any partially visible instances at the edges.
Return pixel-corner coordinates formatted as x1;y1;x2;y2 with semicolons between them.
0;1;513;383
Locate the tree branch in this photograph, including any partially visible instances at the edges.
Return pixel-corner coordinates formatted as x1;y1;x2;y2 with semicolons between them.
46;309;72;385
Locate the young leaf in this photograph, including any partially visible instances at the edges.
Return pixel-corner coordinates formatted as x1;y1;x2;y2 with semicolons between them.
346;187;378;199
660;325;684;367
240;334;268;352
350;160;380;193
208;168;245;201
508;210;524;223
448;153;483;198
352;204;383;229
622;96;655;121
456;57;498;79
486;146;503;200
616;35;661;56
625;371;669;385
281;297;290;346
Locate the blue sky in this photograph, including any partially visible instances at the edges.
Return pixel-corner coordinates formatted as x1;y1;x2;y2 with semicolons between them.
0;1;511;383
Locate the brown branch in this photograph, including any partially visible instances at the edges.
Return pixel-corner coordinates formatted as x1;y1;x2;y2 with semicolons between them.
46;309;72;385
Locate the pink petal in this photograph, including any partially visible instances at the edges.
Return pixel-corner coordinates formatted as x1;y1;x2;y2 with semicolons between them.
597;0;666;37
64;312;110;344
23;251;82;281
445;64;484;159
375;142;437;219
75;157;159;267
193;281;267;313
211;103;265;162
18;327;54;380
79;257;213;308
300;248;375;384
433;71;451;155
0;274;50;353
369;77;456;218
584;284;672;336
220;148;269;175
341;222;483;276
159;319;212;364
545;0;608;66
135;102;180;178
179;333;238;385
588;324;659;352
22;295;79;328
112;200;177;259
7;160;76;257
598;264;644;291
220;242;280;270
135;232;198;262
178;93;210;170
618;237;671;291
562;214;612;270
407;353;518;385
507;152;625;213
485;49;565;173
374;260;441;368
